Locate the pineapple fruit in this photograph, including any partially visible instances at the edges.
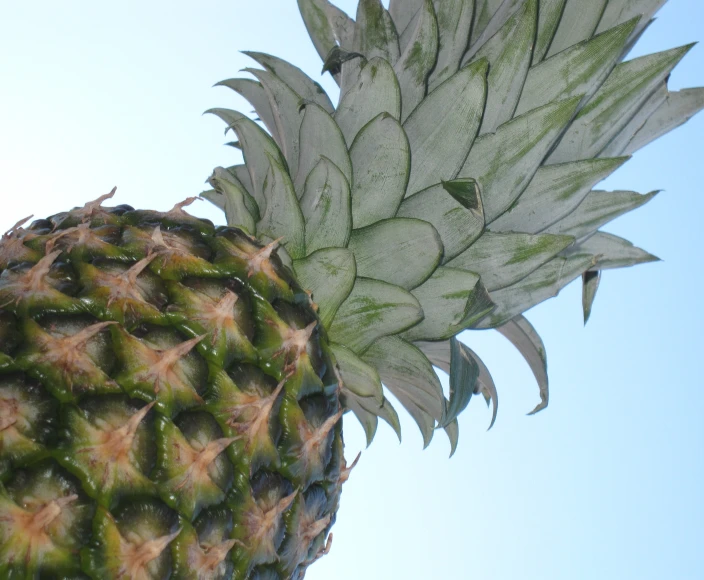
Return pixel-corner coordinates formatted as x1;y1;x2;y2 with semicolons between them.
1;0;702;579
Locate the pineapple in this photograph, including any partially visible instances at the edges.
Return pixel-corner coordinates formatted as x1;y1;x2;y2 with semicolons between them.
0;1;702;579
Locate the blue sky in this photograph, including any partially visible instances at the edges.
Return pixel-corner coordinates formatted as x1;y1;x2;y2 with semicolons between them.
1;1;702;578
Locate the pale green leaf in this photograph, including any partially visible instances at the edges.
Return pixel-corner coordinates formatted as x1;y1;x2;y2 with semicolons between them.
295;103;352;198
404;58;488;196
515;18;637;116
549;45;694;164
298;0;341;64
566;232;659;270
448;232;575;291
460;96;581;222
345;396;378;446
545;0;607;59
257;153;306;259
444;419;459;457
215;78;280;143
417;339;499;429
532;0;565;64
465;0;524;61
208;167;257;234
223;113;288;215
200;189;224;211
469;0;537;134
349;113;410;228
355;0;400;63
475;252;595;327
246;68;304;179
347;218;443;290
469;0;507;49
595;0;667;36
332;342;384;401
428;0;475;90
300;157;351;254
543;189;657;240
442;337;479;427
293;248;356;329
394;0;438;121
398;180;484;262
402;267;490;342
496;315;549;414
582;270;601;324
489;157;629;233
389;0;424;46
329;278;423;354
599;83;668;158
335;57;401;146
362;336;445;447
622;88;704;155
243;51;334;113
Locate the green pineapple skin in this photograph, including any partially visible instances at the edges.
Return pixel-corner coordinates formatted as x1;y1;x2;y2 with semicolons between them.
0;199;346;580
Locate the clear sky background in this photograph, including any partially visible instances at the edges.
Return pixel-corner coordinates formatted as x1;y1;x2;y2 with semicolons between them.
1;1;702;579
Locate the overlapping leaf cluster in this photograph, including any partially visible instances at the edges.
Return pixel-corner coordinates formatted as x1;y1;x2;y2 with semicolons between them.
204;0;703;451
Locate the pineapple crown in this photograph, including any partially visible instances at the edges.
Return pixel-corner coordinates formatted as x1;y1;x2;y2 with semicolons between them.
202;0;703;453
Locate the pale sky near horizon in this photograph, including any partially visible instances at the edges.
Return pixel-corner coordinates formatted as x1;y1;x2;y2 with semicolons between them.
1;1;703;579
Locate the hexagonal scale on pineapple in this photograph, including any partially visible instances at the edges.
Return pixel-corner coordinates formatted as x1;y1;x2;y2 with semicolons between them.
0;251;82;315
76;254;168;326
279;397;342;489
0;376;56;465
233;473;297;570
16;319;121;402
0;216;41;269
83;501;181;580
153;413;236;520
279;486;333;575
207;370;284;473
213;231;295;302
57;400;157;506
166;282;258;366
111;326;207;417
0;462;93;577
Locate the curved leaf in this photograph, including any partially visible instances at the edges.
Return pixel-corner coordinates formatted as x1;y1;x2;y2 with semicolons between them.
401;267;491;342
295;103;352;198
394;0;439;121
300;157;352;254
545;0;607;59
398;180;484;262
428;0;475;90
355;0;401;63
489;157;628;233
549;44;694;164
348;218;443;290
441;337;479;427
582;269;601;324
566;232;659;270
207;167;257;234
243;51;335;113
256;154;306;258
329;278;423;354
515;18;637;116
460;96;581;222
496;315;549;414
293;248;356;329
215;78;280;142
532;0;566;64
335;57;402;146
469;0;537;135
404;58;488;196
448;232;575;291
362;336;445;448
350;113;410;229
246;69;304;178
543;189;658;240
